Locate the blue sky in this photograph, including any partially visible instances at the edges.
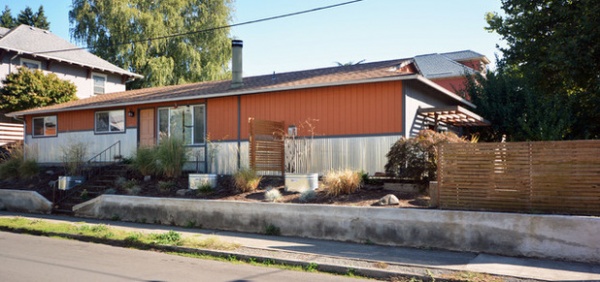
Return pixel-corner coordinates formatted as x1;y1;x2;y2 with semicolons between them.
1;0;504;76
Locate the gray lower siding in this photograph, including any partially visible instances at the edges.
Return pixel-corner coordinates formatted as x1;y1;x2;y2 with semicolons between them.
28;131;400;176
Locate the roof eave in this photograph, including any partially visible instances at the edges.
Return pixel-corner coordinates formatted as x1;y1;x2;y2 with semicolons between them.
415;75;476;108
0;46;143;79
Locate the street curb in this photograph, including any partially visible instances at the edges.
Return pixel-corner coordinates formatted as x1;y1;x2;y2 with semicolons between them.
0;225;541;282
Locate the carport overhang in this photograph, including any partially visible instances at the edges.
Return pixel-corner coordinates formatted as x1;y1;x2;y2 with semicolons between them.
417;105;490;128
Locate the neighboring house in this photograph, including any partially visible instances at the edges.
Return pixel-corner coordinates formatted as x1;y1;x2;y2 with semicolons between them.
6;40;488;175
413;50;489;94
0;24;142;123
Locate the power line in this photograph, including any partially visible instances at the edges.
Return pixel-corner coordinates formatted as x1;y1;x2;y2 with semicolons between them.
34;0;364;55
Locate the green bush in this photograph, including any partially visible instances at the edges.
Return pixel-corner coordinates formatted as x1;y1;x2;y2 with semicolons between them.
0;146;38;180
131;146;158;176
234;168;262;193
155;137;188;178
323;169;361;196
385;130;467;181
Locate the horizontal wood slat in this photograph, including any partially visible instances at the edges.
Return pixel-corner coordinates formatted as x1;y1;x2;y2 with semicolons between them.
249;118;285;176
438;140;600;215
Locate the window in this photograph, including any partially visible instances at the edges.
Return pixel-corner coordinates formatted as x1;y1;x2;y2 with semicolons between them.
92;73;107;95
158;105;205;145
32;116;57;137
21;58;41;70
95;110;125;133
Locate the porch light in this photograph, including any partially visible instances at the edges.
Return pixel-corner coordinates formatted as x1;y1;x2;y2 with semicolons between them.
128;110;135;117
288;124;297;137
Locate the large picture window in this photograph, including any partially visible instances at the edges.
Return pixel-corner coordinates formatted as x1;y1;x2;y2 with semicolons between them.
32;116;57;137
158;105;205;145
95;110;125;133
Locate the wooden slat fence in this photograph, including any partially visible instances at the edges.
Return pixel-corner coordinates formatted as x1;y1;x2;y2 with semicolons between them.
0;122;24;146
249;118;285;176
437;140;600;215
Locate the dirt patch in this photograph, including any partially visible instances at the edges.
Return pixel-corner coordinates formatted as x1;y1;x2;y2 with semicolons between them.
0;166;431;209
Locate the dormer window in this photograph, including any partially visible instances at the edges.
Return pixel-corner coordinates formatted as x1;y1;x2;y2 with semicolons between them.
92;73;107;95
21;58;41;70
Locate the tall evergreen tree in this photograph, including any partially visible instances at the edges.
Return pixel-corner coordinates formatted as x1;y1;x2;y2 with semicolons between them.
16;7;36;26
70;0;233;89
33;6;50;30
486;0;600;139
1;5;50;30
0;6;15;28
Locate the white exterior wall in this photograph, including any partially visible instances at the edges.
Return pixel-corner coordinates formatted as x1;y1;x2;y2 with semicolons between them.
25;129;137;164
404;82;462;138
0;53;126;100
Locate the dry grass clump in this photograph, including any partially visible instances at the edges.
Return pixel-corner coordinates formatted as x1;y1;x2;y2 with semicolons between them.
234;168;262;192
323;169;361;196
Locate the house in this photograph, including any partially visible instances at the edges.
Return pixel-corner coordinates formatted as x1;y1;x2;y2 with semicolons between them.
0;25;142;123
6;40;489;175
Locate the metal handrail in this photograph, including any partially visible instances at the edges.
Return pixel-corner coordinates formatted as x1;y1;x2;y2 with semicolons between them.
87;140;121;164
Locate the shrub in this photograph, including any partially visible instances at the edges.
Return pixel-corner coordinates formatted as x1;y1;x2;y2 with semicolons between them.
158;180;177;193
61;141;87;175
0;145;38;180
299;189;316;202
264;187;282;202
131;146;158;176
385;130;467;181
234;168;262;193
323;169;361;196
155;137;188;178
196;182;213;194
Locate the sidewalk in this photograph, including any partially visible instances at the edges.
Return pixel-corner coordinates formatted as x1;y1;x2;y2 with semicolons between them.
1;212;599;281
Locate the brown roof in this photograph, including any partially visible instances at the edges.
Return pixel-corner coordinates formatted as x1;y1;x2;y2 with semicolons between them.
7;58;471;117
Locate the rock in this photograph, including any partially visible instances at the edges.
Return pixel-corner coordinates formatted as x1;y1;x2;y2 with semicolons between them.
377;194;400;206
176;189;189;196
48;180;57;188
143;175;152;182
45;170;55;175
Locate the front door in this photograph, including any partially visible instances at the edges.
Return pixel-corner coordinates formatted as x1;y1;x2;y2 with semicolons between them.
139;108;155;147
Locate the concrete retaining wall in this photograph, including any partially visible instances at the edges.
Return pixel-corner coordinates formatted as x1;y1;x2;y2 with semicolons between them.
74;195;600;264
0;190;52;214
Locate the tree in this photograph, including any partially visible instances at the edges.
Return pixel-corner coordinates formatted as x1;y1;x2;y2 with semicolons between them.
1;5;50;29
487;0;600;138
465;60;573;142
1;6;15;28
0;68;77;113
69;0;233;89
32;6;50;30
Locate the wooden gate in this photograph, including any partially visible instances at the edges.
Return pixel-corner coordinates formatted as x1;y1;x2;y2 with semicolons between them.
249;118;285;176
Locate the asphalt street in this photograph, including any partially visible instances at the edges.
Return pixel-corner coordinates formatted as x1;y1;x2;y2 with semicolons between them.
0;231;365;282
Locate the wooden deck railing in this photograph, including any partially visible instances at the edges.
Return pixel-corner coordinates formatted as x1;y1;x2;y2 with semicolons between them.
437;140;600;215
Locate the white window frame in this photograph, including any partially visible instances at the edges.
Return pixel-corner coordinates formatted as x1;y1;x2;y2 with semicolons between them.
157;104;206;145
32;116;57;137
92;72;107;95
20;58;42;70
94;109;125;134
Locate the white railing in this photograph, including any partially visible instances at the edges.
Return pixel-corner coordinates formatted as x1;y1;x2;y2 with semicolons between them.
0;122;24;146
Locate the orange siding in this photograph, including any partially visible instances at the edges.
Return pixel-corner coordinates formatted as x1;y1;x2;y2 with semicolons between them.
206;96;238;141
431;77;468;95
27;99;207;133
236;81;403;139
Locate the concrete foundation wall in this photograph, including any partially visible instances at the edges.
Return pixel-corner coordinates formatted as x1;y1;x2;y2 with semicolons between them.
0;190;52;214
74;195;600;264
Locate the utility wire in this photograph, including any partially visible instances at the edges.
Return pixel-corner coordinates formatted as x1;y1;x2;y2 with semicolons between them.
34;0;364;55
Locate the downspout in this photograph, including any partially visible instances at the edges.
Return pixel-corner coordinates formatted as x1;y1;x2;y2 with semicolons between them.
237;95;241;170
12;116;26;161
8;52;22;73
